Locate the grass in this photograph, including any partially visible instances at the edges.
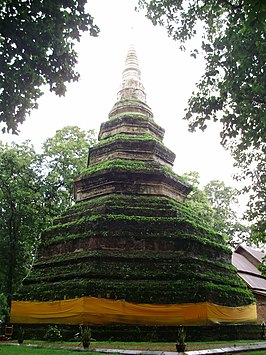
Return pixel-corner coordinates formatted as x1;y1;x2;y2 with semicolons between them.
1;339;266;354
1;344;266;354
0;344;107;354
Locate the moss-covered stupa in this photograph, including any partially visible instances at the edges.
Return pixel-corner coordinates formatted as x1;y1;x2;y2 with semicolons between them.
12;46;256;326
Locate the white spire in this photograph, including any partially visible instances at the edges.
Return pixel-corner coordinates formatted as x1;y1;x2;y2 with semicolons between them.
117;45;147;103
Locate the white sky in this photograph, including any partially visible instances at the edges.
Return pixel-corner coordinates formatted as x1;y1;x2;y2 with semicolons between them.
1;0;240;190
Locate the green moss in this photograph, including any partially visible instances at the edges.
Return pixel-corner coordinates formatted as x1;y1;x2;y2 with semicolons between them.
111;98;152;108
162;165;190;186
79;159;148;176
27;257;246;290
42;229;227;253
18;277;254;306
108;112;153;122
46;198;225;260
78;159;186;191
34;251;235;273
49;211;227;243
93;133;161;148
19;194;254;308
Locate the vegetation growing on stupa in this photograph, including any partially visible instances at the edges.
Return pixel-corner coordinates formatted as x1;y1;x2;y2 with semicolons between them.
79;159;183;184
17;194;255;307
94;133;161;147
14;43;256;327
108;112;154;122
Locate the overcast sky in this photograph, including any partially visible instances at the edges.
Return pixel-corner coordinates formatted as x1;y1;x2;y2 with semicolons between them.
2;0;240;191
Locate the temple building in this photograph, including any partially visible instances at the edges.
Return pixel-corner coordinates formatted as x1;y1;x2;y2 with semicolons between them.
232;244;266;323
11;47;256;326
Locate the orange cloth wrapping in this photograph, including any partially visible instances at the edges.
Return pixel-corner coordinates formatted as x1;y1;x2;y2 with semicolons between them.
10;297;257;325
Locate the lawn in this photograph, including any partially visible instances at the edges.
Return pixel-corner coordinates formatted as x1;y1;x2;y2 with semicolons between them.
0;344;106;354
1;339;266;354
1;343;266;354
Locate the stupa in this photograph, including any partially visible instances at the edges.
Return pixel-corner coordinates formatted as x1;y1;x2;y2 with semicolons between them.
11;46;256;326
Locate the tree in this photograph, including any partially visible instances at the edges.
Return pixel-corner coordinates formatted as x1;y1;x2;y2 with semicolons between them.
182;171;248;246
0;293;8;322
0;0;99;134
181;171;214;227
0;141;47;316
260;257;266;276
41;125;96;216
0;126;96;317
139;0;266;243
203;180;249;246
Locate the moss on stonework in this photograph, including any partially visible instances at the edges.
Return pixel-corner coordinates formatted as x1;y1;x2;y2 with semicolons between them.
27;257;246;290
93;133;161;148
51;195;225;243
41;233;227;257
44;210;228;247
64;195;193;219
17;277;254;306
110;98;152;109
79;158;147;176
101;114;163;141
34;251;235;272
17;192;255;308
108;112;154;122
78;159;185;187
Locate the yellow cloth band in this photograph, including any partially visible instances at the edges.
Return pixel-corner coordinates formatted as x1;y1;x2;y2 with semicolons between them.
10;297;257;325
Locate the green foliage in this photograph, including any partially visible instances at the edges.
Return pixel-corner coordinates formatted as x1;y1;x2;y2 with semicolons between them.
182;171;249;246
259;256;266;276
139;0;266;243
0;293;8;322
80;158;147;176
203;180;249;245
182;171;215;228
94;133;161;147
0;140;47;309
44;211;229;251
34;249;235;274
17;193;254;307
44;325;62;342
41;126;96;216
0;0;99;134
177;326;186;345
19;276;254;306
79;158;184;187
41;194;227;249
75;325;92;348
27;257;245;289
17;326;25;344
0;126;95;314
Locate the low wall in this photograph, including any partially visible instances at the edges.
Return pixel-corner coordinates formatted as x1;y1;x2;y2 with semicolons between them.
10;324;264;343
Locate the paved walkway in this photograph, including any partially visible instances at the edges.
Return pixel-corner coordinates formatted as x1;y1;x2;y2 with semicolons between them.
94;343;266;354
1;341;266;354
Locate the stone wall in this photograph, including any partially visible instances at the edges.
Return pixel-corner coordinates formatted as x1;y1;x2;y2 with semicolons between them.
255;294;266;323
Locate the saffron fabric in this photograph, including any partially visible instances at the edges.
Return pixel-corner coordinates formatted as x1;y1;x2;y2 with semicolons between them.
10;297;257;325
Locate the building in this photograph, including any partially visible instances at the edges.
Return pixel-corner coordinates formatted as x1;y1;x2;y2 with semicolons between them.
11;47;256;326
232;244;266;322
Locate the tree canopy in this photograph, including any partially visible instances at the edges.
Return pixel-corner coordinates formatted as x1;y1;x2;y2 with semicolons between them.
0;0;99;134
0;140;45;311
182;171;249;247
41;125;96;216
0;126;96;315
139;0;266;243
